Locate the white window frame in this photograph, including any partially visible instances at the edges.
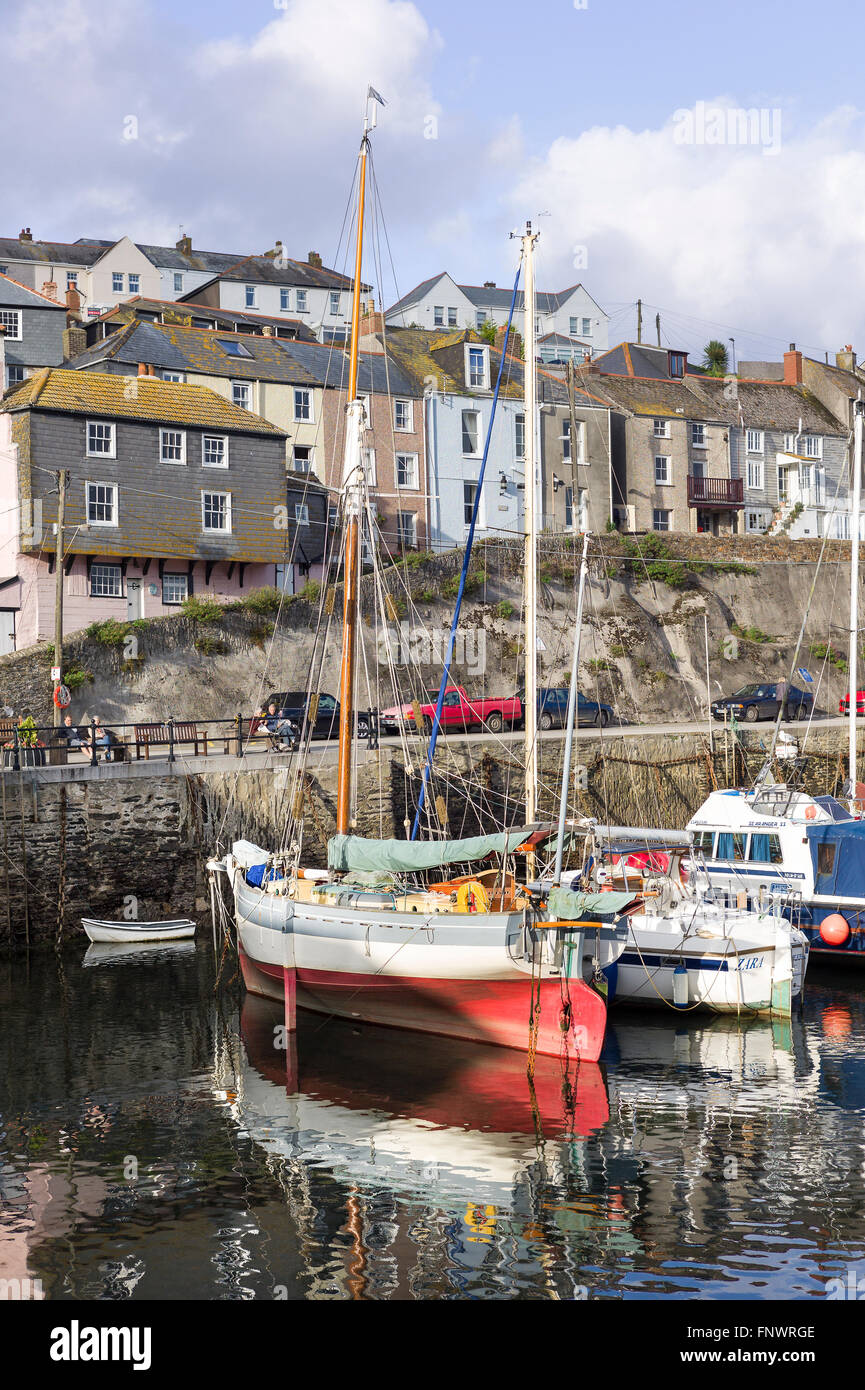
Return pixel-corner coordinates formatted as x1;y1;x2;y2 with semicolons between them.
245;285;257;308
461;409;481;456
746;509;770;534
783;432;798;454
162;573;189;605
280;288;291;312
161;370;184;383
466;345;489;390
394;398;413;432
396;452;419;489
363;448;377;487
85;480;118;528
0;310;22;341
111;272;124;294
447;307;458;327
66;272;78;289
90;562;122;598
173;273;183;294
464;480;480;528
690;422;707;448
777;464;789;502
202;490;232;533
515;413;526;460
329;290;340;316
292;444;314;472
803;435;823;459
202;434;229;469
128;273;140;294
397;511;417;548
653;418;670;439
652;508;672;532
569;317;578;336
294;503;309;526
295;289;308;313
231;381;252;411
746;458;764;490
293;388;313;423
433;305;444;326
160;428;187;465
746;429;764;454
655;455;671;485
86;420;116;458
582;317;592;337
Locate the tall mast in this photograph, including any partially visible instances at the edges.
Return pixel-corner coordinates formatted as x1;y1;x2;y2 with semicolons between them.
522;223;539;830
336;90;381;837
849;398;864;801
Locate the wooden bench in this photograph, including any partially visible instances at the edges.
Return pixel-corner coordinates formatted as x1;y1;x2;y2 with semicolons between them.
134;721;207;759
221;718;288;755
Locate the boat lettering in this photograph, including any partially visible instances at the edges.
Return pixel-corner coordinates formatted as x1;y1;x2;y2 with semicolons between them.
738;956;762;971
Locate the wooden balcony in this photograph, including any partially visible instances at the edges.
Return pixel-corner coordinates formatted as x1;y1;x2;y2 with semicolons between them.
687;476;744;508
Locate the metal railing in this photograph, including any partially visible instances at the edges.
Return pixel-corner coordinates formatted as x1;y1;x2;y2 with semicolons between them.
0;709;380;771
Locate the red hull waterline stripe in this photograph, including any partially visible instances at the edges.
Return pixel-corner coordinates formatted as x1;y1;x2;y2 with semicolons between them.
238;950;607;1062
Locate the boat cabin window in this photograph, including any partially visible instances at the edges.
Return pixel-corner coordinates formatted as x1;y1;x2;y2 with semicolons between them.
716;831;746;860
692;831;715;856
747;833;783;864
817;843;837;876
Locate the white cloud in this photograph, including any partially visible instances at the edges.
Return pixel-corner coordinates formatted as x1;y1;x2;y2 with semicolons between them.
510;101;865;357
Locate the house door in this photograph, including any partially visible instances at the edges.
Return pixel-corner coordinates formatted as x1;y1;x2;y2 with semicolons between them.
0;610;15;655
127;579;144;620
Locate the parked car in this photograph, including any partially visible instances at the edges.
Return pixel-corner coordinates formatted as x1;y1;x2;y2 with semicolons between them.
839;690;865;716
710;682;813;722
516;686;613;730
380;685;522;735
266;691;370;739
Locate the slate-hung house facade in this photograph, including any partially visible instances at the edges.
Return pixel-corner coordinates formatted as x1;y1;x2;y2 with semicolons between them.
589;344;849;537
536;372;618;536
0;370;311;650
65;318;426;554
0;273;66;390
385;272;609;361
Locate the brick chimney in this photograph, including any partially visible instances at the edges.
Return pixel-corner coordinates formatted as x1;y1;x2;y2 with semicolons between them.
65;285;82;315
483;281;496;288
783;342;803;385
836;344;857;372
41;280;58;301
137;362;157;376
176;234;192;255
360;300;384;334
308;251;322;269
62;324;87;360
19;227;32;242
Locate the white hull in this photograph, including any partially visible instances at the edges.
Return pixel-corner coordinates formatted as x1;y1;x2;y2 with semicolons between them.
612;909;809;1015
81;918;196;943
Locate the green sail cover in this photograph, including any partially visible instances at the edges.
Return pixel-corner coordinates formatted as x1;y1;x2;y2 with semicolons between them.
546;887;637;922
328;831;530;874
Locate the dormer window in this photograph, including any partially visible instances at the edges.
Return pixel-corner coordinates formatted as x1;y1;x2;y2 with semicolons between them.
466;345;489;389
669;352;686;378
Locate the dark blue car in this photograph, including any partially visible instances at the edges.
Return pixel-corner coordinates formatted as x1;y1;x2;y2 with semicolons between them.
517;686;613;730
711;682;813;722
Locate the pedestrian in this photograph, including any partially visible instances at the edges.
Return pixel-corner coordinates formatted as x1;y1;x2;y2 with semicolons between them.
85;716;112;761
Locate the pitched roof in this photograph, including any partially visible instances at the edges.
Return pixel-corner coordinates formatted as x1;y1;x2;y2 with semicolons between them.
65;319;419;395
378;326;525;398
90;296;315;339
0;234;352;284
0;271;67;310
385;273;454;317
385;275;602;320
182;253;359;295
0;237;106;267
1;367;287;435
590;370;844;431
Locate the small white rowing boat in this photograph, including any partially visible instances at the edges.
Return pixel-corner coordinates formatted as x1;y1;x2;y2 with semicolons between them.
81;918;196;944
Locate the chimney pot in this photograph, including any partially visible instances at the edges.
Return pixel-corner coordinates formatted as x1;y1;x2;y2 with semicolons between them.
19;227;32;242
138;362;148;376
308;251;322;269
175;234;192;255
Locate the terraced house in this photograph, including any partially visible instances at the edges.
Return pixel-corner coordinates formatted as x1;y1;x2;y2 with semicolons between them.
65;315;426;555
0;272;67;390
588;343;850;537
0;370;319;652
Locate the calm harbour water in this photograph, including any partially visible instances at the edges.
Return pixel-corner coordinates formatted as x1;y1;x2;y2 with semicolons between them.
2;941;865;1301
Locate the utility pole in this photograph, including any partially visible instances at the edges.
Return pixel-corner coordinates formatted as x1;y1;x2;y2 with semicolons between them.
566;358;580;524
53;469;68;728
656;312;661;347
636;299;642;344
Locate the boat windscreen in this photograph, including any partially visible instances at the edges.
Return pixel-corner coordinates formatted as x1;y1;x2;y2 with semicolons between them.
813;796;855;822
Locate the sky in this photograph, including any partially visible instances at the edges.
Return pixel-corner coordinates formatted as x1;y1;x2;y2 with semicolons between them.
6;0;865;364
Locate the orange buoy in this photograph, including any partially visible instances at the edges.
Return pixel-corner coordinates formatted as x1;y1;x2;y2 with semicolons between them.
819;913;850;946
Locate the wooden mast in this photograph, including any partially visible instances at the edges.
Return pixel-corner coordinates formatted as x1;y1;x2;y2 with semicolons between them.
849;399;864;802
522;223;539;837
336;93;378;837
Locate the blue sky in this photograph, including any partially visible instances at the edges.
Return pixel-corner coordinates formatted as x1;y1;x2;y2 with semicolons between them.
7;0;865;361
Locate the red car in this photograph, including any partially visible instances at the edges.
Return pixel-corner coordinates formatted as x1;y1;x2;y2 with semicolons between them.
839;691;865;716
380;684;522;735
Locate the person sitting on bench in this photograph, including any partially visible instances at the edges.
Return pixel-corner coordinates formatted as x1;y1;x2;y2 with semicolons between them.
85;716;112;761
264;702;296;750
